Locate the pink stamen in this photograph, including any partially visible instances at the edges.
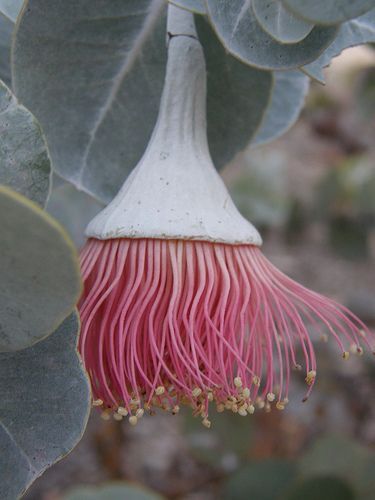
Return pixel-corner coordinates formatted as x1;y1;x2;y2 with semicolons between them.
79;238;374;421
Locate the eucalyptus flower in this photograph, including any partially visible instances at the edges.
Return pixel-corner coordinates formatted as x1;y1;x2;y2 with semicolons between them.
78;7;374;427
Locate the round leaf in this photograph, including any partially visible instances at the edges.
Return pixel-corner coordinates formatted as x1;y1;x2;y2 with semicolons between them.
0;13;12;85
252;0;314;44
303;9;375;83
0;186;81;352
251;70;309;146
0;1;24;84
205;0;338;70
0;0;24;22
282;0;375;25
169;0;206;15
64;482;164;500
196;15;273;169
46;182;103;248
0;312;90;500
13;0;168;204
0;80;51;206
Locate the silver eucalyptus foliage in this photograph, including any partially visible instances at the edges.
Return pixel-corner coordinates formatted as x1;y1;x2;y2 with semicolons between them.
0;0;374;497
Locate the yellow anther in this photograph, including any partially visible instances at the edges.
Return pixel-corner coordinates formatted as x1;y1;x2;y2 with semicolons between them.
192;387;202;398
247;404;255;414
359;329;367;338
207;391;214;402
225;400;232;410
202;418;211;428
283;398;289;404
136;408;144;419
130;398;140;406
113;413;123;421
242;387;250;399
129;416;138;426
231;403;238;413
172;405;180;414
234;377;243;388
276;402;285;410
217;403;225;413
155;386;165;396
92;399;103;407
238;406;248;416
267;392;275;402
117;406;128;416
100;411;110;421
253;376;261;387
294;364;302;371
144;403;151;411
305;370;316;386
343;351;350;360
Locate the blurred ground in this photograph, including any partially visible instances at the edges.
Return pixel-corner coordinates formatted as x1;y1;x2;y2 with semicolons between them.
25;47;375;500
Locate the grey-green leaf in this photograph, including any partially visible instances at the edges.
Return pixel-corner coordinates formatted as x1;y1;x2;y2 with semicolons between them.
252;0;314;44
46;182;103;248
63;482;164;500
205;0;338;70
303;9;375;83
13;0;168;204
0;80;51;206
169;0;206;15
282;0;375;25
0;312;90;500
0;0;24;84
251;70;309;146
0;186;82;352
196;16;273;169
0;0;24;22
0;12;12;85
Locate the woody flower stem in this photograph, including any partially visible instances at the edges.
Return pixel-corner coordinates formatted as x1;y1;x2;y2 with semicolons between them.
78;5;374;426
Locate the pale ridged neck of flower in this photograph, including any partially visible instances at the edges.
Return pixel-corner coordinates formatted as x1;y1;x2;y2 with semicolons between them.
86;5;262;246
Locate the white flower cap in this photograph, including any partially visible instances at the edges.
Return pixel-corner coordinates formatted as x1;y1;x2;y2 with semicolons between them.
86;6;262;246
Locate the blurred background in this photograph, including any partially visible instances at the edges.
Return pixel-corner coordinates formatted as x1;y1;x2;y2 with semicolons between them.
25;45;375;500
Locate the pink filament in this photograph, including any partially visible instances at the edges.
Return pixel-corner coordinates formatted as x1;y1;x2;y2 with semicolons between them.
78;238;374;417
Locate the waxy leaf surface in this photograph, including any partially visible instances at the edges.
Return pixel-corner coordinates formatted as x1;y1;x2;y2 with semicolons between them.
0;80;51;206
0;0;24;22
0;186;81;352
47;182;103;248
303;9;375;83
0;0;23;84
196;16;273;169
252;0;314;44
169;0;206;15
251;70;309;146
205;0;338;70
0;312;90;500
13;0;168;204
282;0;375;25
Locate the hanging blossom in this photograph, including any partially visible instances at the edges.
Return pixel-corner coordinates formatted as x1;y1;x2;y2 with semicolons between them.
78;7;374;427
